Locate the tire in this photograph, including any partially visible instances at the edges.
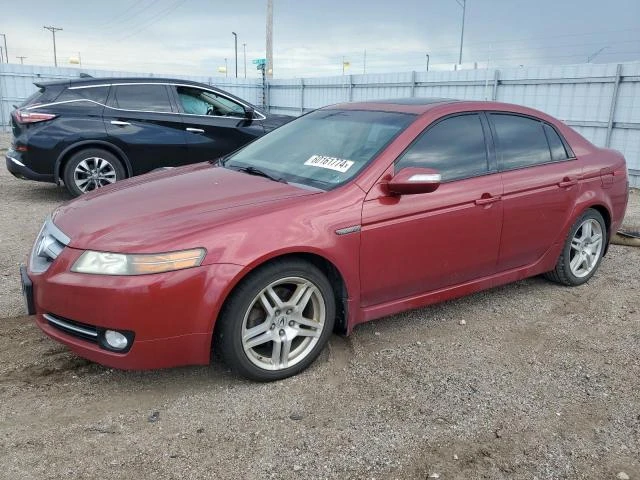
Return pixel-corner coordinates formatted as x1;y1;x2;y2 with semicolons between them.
62;148;126;197
215;259;336;381
544;208;607;286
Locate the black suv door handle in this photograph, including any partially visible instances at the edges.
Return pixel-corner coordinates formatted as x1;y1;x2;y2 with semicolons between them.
186;127;205;133
110;120;131;126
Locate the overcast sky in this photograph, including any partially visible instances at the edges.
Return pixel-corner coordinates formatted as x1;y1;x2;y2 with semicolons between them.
2;0;640;78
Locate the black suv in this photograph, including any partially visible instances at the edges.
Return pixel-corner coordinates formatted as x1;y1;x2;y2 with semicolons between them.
5;77;292;196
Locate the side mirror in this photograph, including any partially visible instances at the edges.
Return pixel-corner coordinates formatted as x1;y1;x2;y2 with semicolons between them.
243;106;255;121
387;167;442;195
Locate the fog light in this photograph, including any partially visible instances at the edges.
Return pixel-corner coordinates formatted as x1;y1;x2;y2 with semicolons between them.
104;330;128;350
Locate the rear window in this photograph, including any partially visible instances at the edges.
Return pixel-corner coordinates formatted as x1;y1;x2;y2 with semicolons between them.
19;85;62;108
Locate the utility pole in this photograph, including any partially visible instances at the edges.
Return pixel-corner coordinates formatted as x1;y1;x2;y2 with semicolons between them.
17;56;27;65
266;0;273;78
43;25;63;67
426;53;430;71
232;32;238;78
0;34;7;63
243;43;247;79
455;0;466;65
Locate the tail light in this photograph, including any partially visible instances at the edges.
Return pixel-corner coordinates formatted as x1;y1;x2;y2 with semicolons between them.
12;110;57;124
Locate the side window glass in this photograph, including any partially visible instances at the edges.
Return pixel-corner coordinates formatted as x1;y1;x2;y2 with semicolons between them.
543;124;569;161
177;86;245;117
55;86;109;108
113;85;172;112
396;114;489;182
491;114;551;170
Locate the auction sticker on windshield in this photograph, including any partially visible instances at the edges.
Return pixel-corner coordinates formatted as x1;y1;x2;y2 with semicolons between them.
304;155;354;173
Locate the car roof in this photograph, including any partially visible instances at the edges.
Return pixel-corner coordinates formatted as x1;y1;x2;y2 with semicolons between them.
35;76;215;89
325;98;553;117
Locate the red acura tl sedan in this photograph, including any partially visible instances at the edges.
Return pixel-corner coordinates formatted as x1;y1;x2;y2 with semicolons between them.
22;98;629;381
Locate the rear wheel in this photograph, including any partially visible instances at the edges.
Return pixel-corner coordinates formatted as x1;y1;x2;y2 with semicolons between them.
63;148;125;197
216;259;335;381
544;209;606;286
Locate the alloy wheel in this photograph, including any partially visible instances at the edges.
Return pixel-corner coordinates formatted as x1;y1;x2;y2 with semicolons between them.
73;157;118;192
569;218;603;278
241;276;326;371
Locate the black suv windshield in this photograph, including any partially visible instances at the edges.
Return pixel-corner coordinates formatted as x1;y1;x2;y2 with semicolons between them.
224;109;415;190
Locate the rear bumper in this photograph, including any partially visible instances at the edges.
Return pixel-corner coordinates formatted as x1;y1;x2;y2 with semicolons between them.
6;150;55;183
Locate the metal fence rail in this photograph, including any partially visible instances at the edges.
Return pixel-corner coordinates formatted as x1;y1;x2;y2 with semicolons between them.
1;62;639;186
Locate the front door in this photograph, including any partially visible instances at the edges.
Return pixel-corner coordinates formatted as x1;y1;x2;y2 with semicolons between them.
171;85;265;163
103;83;188;175
360;113;503;307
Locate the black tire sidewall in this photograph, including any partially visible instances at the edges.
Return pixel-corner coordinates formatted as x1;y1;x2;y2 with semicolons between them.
561;209;607;286
63;148;125;197
218;260;336;381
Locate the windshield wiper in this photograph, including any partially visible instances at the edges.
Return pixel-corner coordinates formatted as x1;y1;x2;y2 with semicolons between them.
235;166;287;183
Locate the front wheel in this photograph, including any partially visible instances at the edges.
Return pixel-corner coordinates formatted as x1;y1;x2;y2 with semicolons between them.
545;208;606;286
216;259;335;381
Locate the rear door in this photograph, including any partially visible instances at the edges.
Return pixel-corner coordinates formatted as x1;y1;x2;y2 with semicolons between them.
488;113;581;271
360;113;503;306
170;85;266;163
103;83;188;175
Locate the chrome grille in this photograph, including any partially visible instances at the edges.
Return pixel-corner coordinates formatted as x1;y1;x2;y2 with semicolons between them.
30;216;70;273
44;313;99;343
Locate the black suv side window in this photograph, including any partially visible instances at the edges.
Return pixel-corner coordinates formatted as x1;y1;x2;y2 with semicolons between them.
176;86;246;117
395;113;489;182
490;113;553;170
54;86;109;107
113;84;172;112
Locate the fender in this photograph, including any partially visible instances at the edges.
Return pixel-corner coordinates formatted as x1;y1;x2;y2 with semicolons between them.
54;140;133;184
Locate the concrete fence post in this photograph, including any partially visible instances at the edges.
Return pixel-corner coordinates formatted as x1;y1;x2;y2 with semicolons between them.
605;64;622;148
300;78;304;115
411;71;417;97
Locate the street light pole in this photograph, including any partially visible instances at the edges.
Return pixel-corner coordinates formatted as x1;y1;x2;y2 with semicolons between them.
456;0;466;65
243;43;247;79
232;32;238;78
0;34;7;63
43;25;63;67
426;53;430;72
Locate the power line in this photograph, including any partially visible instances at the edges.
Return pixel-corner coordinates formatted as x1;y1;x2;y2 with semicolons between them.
113;0;187;41
43;25;63;67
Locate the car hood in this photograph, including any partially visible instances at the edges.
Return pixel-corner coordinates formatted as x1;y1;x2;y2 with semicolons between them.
53;163;319;253
262;114;295;132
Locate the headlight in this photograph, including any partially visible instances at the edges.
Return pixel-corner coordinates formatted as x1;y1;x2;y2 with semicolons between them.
71;248;206;275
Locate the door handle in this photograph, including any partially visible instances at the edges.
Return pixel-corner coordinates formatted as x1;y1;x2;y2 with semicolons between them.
475;195;501;206
558;177;578;188
110;120;131;126
186;127;205;133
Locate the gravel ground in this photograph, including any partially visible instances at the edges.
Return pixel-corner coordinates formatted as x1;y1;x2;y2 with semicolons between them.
0;150;639;480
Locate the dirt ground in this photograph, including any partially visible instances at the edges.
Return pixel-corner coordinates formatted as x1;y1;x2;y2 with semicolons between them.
0;155;639;480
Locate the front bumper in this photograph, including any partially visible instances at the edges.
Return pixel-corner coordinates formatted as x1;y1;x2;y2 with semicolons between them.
27;247;243;370
6;150;55;183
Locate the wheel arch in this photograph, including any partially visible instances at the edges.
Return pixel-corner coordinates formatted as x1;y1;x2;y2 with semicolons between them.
213;251;351;338
588;203;612;255
54;141;133;184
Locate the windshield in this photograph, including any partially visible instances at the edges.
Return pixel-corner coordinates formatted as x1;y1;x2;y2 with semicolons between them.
224;109;415;190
